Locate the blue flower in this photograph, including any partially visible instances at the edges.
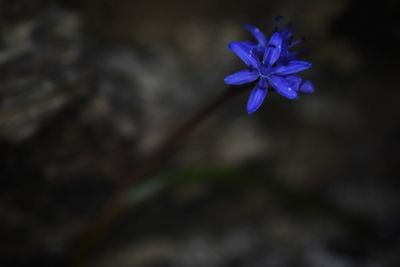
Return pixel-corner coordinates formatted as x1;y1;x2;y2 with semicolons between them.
242;18;302;60
225;19;314;114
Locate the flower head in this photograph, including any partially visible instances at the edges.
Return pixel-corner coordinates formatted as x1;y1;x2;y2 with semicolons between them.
225;18;314;114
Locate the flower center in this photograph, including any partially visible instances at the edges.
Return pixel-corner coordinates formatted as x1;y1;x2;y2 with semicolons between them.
259;65;271;78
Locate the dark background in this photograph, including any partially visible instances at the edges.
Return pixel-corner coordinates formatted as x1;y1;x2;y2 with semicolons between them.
0;0;399;266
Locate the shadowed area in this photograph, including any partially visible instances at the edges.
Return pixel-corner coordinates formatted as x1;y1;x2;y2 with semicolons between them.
0;0;399;266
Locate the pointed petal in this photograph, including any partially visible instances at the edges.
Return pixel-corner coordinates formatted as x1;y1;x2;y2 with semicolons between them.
228;41;260;68
272;60;312;75
224;69;259;85
274;16;283;29
244;24;267;46
280;25;294;44
268;75;298;99
237;41;264;57
287;51;299;61
237;40;257;50
288;38;302;48
247;78;268;114
253;46;265;56
285;75;302;91
263;32;282;65
299;80;315;94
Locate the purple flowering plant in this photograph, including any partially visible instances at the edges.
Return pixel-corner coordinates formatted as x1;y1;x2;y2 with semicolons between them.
224;18;314;113
80;18;315;261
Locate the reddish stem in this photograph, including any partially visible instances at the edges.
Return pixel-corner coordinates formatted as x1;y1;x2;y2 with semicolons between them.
75;86;246;265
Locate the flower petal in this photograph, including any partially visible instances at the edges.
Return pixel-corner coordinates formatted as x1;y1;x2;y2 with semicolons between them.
244;24;267;47
236;41;264;56
228;41;260;68
288;38;302;48
280;25;294;44
274;16;283;27
268;75;298;99
247;78;268;114
299;80;315;94
238;40;257;50
263;32;282;65
224;69;259;85
285;75;302;92
272;60;312;75
287;51;299;61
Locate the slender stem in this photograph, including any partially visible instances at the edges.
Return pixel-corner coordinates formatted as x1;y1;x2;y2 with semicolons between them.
74;86;246;265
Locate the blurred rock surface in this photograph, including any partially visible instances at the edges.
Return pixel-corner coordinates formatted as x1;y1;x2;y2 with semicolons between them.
0;1;399;266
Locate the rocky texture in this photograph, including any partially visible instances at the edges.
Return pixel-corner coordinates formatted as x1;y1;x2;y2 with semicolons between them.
0;0;399;266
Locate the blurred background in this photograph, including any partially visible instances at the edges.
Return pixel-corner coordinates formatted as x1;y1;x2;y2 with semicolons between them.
1;0;399;266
